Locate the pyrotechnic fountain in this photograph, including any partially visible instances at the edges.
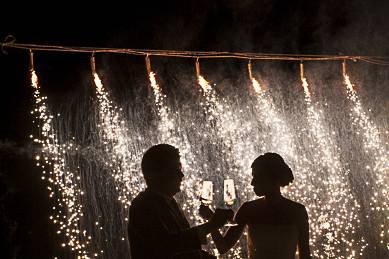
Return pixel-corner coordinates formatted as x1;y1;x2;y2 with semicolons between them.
28;50;388;258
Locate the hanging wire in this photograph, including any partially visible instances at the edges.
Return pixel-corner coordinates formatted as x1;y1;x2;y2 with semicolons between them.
1;35;16;55
2;36;389;65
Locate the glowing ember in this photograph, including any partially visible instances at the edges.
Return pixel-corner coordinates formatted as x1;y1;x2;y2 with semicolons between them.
251;78;263;94
30;69;94;258
148;71;202;223
343;71;389;248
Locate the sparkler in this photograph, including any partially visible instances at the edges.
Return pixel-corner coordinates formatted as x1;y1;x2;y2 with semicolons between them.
299;62;366;258
342;61;389;248
196;60;254;258
248;62;325;256
91;55;144;207
248;61;367;257
197;61;257;201
146;56;202;222
30;51;94;258
27;54;388;258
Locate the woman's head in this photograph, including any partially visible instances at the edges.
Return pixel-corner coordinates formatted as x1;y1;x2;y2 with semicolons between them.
250;153;294;196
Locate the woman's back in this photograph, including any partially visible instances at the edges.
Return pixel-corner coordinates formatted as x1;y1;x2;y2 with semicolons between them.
248;223;298;259
236;197;307;259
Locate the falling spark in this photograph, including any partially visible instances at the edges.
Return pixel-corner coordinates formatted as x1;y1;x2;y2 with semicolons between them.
148;71;202;222
197;74;256;191
92;72;144;207
30;68;93;258
249;73;361;258
28;60;388;258
300;62;311;98
251;78;262;94
197;74;255;258
299;65;366;258
343;70;389;248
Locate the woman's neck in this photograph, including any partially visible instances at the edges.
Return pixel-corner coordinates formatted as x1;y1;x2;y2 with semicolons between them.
265;190;282;203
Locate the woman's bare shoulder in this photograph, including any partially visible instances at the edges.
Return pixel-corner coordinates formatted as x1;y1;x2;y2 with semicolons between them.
237;198;266;216
242;197;266;208
281;197;308;219
282;197;306;208
235;198;265;223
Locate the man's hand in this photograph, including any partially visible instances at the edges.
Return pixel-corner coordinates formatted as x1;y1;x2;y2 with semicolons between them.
209;208;234;229
196;208;234;241
199;204;214;220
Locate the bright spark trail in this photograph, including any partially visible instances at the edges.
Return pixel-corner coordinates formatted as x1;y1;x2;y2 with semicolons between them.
30;68;94;258
28;56;388;258
248;66;329;257
92;71;144;207
343;62;389;249
92;62;146;256
299;63;366;258
147;69;202;223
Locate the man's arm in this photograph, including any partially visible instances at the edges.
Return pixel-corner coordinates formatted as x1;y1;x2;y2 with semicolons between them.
196;208;234;240
129;204;201;258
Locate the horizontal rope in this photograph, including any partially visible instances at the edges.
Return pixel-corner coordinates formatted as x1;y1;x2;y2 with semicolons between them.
2;36;389;65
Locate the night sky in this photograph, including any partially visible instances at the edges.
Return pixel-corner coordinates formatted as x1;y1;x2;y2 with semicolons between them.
1;1;389;258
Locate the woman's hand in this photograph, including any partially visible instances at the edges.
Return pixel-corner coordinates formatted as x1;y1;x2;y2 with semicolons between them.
199;204;214;220
209;208;233;229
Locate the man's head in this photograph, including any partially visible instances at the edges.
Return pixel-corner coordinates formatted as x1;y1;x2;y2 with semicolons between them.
141;144;184;196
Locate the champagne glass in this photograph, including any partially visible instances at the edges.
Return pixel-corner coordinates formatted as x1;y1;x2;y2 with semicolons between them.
200;180;213;206
199;181;214;221
223;179;237;226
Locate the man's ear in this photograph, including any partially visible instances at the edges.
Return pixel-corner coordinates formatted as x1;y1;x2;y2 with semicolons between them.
145;174;161;187
143;175;151;186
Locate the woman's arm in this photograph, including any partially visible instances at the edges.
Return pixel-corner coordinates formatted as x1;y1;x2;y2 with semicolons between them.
199;204;247;254
196;208;233;240
211;224;245;254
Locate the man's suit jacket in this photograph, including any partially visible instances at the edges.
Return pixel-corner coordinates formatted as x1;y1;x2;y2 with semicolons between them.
128;189;214;259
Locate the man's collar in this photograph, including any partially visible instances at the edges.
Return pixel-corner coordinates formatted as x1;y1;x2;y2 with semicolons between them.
146;188;175;203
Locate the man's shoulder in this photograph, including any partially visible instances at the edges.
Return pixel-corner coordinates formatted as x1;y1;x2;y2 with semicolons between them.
131;190;150;206
131;190;146;204
130;189;162;211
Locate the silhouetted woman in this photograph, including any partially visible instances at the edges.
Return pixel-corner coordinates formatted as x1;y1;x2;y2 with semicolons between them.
200;153;312;259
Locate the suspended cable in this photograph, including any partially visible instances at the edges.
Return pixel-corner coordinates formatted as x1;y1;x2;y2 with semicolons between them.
2;36;389;65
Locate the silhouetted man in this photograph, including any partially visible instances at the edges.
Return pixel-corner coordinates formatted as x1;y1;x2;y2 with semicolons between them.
128;144;231;259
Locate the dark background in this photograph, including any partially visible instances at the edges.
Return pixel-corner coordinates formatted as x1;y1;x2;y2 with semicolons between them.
1;1;389;258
